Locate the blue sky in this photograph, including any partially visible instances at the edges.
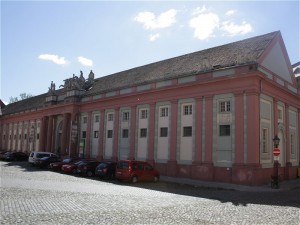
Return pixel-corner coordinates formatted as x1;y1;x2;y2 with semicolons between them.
1;1;299;104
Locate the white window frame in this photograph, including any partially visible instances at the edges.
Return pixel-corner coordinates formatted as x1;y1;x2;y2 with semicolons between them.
183;105;192;115
123;112;130;121
160;107;169;117
107;113;114;121
262;128;269;153
290;133;295;154
220;100;231;113
140;109;148;119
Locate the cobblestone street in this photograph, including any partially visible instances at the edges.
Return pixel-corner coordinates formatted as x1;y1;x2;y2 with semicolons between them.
1;161;299;225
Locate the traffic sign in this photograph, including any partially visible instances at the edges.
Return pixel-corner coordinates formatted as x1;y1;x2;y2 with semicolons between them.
273;148;280;156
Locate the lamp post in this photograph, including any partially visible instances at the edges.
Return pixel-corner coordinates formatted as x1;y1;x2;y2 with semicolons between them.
271;135;280;188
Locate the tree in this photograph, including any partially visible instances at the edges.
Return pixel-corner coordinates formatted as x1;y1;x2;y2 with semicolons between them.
9;93;33;103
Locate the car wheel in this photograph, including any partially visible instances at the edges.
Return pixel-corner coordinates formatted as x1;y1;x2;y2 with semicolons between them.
72;169;77;174
132;176;138;183
110;173;115;180
154;176;159;182
87;171;93;177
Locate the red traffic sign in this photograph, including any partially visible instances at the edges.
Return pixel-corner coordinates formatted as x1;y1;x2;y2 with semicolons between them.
273;148;280;156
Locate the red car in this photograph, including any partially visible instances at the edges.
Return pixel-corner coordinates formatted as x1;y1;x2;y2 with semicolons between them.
115;160;160;183
61;160;88;174
50;158;80;171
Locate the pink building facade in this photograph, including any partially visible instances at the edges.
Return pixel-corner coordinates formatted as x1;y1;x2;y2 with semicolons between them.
1;31;299;185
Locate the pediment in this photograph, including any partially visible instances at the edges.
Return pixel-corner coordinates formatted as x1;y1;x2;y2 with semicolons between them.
260;41;293;83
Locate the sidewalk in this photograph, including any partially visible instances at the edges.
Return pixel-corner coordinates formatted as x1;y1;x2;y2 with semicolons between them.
160;176;300;192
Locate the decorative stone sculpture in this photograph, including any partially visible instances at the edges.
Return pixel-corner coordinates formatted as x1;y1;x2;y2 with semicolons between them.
48;81;56;95
59;70;95;91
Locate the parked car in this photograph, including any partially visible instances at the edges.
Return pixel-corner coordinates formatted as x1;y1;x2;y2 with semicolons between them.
50;157;80;171
0;150;11;160
95;162;117;179
115;160;160;183
35;154;61;168
28;151;57;166
3;151;28;161
61;159;93;174
77;161;100;177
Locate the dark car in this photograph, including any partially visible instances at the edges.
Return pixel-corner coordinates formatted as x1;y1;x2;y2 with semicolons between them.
61;159;94;174
77;161;100;177
50;157;80;171
0;150;10;160
3;151;28;161
95;162;117;179
116;160;160;183
35;154;61;168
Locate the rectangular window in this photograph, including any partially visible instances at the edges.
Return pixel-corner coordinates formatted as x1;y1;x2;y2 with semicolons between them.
123;112;130;121
220;101;231;112
160;107;169;117
83;117;88;124
262;128;268;153
107;130;113;138
140;128;147;138
94;115;100;123
290;134;295;154
122;129;129;138
82;131;86;139
36;133;40;140
107;113;114;121
278;109;283;120
19;134;21;140
183;126;192;137
220;125;230;136
160;127;168;137
94;131;99;138
24;134;27;140
183;105;192;115
140;109;148;119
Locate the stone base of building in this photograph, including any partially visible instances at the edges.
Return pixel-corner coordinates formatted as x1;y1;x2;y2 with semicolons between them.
156;162;300;186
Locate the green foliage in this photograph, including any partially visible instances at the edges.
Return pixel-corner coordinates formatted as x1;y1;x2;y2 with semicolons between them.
9;93;33;103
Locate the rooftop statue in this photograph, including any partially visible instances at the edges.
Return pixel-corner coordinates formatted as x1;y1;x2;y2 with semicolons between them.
59;70;95;91
48;81;56;95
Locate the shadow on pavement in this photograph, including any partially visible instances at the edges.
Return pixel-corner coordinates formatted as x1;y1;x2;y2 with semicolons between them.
2;161;300;208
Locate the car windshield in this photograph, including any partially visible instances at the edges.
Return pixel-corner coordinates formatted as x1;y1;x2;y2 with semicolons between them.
97;163;108;169
40;156;50;160
36;153;50;158
63;158;72;163
74;161;84;165
117;161;129;169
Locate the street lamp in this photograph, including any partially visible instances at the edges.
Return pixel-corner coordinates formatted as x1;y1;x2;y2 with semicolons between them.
273;135;280;148
271;135;280;188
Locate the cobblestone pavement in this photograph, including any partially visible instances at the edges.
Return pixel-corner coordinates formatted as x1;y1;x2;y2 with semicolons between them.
1;161;299;225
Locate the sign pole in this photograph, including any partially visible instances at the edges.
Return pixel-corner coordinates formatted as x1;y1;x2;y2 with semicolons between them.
271;147;280;189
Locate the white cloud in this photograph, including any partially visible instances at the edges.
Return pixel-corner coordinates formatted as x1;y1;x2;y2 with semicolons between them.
192;6;208;15
149;33;160;42
134;9;177;30
225;10;236;16
189;6;252;40
189;12;219;40
78;56;93;66
221;21;253;36
38;54;67;65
